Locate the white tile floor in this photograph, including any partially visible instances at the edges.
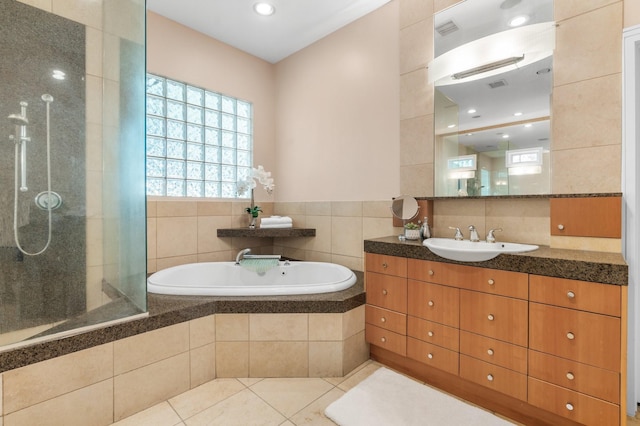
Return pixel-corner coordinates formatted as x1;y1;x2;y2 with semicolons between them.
111;360;382;426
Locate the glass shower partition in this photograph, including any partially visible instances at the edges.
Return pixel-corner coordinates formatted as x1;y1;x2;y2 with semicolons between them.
0;0;147;349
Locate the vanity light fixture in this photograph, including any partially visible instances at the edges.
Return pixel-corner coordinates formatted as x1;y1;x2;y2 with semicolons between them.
509;15;529;27
253;2;275;16
452;55;524;80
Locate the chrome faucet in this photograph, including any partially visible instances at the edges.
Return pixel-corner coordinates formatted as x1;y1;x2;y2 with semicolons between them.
486;228;503;243
235;248;251;264
468;225;480;242
448;226;464;241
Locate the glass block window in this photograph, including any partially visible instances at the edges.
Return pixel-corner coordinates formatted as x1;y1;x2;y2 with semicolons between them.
146;73;253;198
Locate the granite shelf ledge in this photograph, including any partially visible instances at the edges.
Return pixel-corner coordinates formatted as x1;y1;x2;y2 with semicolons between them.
217;227;316;238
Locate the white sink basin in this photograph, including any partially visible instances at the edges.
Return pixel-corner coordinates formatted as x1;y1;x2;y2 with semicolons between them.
423;238;539;262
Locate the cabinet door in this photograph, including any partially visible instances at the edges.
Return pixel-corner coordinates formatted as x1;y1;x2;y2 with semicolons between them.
529;303;621;371
365;324;406;356
366;272;407;313
459;290;528;347
366;253;407;277
459;331;527;374
529;350;619;404
365;305;406;335
528;377;619;426
407;280;459;327
407;316;459;351
550;196;621;238
530;275;620;317
460;355;527;401
407;337;459;375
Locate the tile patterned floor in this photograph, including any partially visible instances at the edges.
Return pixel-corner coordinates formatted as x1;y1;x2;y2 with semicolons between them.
111;360;640;426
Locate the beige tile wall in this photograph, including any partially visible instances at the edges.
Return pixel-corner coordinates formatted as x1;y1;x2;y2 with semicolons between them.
148;199;397;273
0;308;366;425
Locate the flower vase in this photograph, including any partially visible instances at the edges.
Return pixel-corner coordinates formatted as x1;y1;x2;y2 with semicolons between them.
249;215;258;229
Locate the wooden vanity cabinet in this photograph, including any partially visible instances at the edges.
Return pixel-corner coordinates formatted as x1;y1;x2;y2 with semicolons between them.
366;254;626;426
528;275;623;425
365;254;408;356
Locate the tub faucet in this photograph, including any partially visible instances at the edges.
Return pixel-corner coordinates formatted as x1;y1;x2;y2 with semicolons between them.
468;225;480;242
235;248;252;264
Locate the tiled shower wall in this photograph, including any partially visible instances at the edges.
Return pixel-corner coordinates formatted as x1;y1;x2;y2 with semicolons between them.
147;199;397;273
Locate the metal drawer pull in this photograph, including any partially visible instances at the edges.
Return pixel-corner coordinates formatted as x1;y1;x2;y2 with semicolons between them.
566;403;574;411
488;279;495;285
428;270;434;276
380;317;386;323
382;263;388;269
567;291;575;299
566;372;575;380
487;314;495;321
382;289;388;295
487;374;494;382
428;331;434;337
380;337;386;343
427;353;433;359
428;300;434;307
567;332;575;340
558;224;565;230
487;348;494;356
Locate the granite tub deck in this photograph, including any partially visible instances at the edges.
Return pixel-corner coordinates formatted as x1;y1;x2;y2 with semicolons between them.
365;236;628;286
0;271;365;373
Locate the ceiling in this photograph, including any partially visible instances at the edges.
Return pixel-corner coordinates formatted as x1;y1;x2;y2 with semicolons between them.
146;0;392;63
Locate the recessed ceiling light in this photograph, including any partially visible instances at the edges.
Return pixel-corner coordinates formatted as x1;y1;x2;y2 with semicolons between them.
524;123;533;128
467;108;477;114
253;2;275;16
514;112;523;116
447;124;456;128
502;134;510;139
509;15;529;27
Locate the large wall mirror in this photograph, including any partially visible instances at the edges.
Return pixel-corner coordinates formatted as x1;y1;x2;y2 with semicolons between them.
431;0;554;196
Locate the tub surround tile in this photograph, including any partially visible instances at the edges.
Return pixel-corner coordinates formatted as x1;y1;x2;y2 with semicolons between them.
331;217;363;258
249;342;309;377
190;343;216;388
114;353;191;421
215;342;249;378
156;201;198;218
306;201;332;216
3;379;113;426
250;314;308;341
342;305;365;339
309;341;343;377
189;315;216;348
215;314;249;341
156;217;198;258
342;331;369;375
156;255;199;272
309;314;343;341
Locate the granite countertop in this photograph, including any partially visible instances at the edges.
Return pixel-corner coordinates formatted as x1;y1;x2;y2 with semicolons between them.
0;272;364;373
365;236;628;286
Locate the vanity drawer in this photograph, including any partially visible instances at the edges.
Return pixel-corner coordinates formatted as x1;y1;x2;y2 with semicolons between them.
528;377;619;426
459;355;527;401
366;272;407;313
365;305;406;335
529;350;619;404
459;290;528;347
365;324;406;356
366;253;407;277
407;337;459;375
459;331;527;374
407;280;459;327
407;316;459;351
529;275;620;317
529;303;620;371
407;259;528;299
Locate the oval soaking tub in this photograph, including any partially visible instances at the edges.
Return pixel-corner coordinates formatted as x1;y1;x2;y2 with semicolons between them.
147;261;357;296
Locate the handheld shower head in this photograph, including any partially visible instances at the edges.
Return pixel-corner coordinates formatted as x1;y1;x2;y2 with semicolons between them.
8;114;28;125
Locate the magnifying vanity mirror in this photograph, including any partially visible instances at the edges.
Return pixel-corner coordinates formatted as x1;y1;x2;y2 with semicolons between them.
431;0;554;197
391;195;419;222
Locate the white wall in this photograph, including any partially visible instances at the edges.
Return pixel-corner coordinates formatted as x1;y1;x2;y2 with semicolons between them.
274;2;400;202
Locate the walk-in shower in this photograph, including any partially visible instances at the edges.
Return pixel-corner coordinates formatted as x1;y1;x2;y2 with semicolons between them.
0;0;147;349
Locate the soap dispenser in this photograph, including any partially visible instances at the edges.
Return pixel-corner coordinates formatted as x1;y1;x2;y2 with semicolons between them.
420;217;431;240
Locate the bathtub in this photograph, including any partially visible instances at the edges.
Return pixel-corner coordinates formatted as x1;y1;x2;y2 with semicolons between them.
147;261;357;296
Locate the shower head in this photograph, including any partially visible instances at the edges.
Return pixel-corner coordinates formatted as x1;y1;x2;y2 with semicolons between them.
41;94;53;103
8;114;28;125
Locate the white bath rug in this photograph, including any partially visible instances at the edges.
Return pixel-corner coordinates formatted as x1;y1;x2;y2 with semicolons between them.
324;367;516;426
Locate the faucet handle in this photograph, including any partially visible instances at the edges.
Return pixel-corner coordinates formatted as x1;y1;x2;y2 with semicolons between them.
486;228;503;243
448;226;464;241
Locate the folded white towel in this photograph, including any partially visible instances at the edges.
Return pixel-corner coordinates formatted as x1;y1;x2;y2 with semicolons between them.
259;223;293;229
261;216;293;225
